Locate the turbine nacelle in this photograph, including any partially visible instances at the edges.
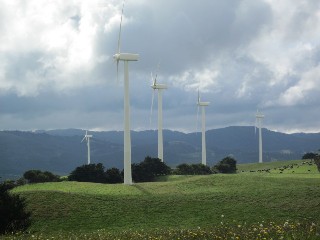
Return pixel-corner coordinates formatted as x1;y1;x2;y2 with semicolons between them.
256;113;264;119
198;101;210;107
113;53;139;61
151;83;167;90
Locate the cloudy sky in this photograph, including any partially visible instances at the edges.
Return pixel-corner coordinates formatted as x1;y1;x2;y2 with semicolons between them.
1;0;320;133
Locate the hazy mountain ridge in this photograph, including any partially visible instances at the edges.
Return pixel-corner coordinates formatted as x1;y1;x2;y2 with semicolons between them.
1;126;320;179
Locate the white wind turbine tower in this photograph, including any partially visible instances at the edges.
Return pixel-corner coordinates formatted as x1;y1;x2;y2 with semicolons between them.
113;0;139;185
81;130;93;165
150;69;167;162
255;110;264;163
197;90;210;165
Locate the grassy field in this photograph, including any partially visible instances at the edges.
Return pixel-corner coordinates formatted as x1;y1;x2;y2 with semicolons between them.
5;159;320;239
237;159;318;173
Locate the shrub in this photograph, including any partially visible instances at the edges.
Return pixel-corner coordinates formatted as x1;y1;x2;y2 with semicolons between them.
0;182;31;234
175;163;212;175
302;152;317;160
132;156;171;182
68;163;107;183
23;170;60;183
213;157;237;174
105;168;123;184
314;155;320;172
175;163;193;175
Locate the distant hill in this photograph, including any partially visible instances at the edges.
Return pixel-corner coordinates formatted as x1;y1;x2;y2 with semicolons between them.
1;126;320;178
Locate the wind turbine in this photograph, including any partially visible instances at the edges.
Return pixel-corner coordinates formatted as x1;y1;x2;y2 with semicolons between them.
113;0;138;185
81;130;93;165
255;110;264;163
150;68;167;162
197;90;210;165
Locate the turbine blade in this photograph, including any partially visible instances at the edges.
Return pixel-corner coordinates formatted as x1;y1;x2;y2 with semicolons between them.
154;61;161;85
197;88;200;103
117;0;125;53
116;60;119;85
154;73;158;85
81;136;86;142
196;105;200;133
255;118;258;135
151;72;155;86
150;90;155;128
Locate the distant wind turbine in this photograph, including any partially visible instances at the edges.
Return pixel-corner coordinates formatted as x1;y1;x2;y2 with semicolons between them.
81;130;93;165
150;65;167;162
197;90;210;165
255;110;264;163
113;0;139;185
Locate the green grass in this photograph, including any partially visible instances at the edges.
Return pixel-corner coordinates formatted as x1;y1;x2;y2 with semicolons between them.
10;162;320;236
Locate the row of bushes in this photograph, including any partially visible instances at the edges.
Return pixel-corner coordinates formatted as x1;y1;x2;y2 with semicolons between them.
175;157;237;175
21;156;237;184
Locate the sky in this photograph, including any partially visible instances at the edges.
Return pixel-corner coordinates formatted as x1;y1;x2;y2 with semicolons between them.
1;0;320;133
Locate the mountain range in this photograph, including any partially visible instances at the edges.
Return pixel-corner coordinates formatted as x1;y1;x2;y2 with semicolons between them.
1;126;320;179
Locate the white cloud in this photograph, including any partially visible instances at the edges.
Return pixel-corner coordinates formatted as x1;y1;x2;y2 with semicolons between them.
1;0;320;133
0;0;121;96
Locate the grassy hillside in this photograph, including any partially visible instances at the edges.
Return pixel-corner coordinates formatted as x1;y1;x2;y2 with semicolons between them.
237;159;318;173
11;163;320;236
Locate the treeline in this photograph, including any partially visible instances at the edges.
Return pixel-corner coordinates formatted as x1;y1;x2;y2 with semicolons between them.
67;156;171;184
19;156;238;185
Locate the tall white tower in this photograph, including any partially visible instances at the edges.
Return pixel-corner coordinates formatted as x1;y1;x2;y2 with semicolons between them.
151;80;167;162
197;91;210;165
113;1;139;185
255;110;264;163
81;130;93;165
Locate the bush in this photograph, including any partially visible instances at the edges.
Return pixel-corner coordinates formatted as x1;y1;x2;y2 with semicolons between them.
23;170;60;183
314;155;320;172
132;156;171;182
213;157;237;174
175;163;212;175
302;152;317;160
106;168;123;184
68;163;107;183
0;182;31;234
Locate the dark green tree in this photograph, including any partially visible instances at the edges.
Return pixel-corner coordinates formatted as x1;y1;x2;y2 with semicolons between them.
190;164;212;175
0;182;31;234
132;156;171;182
314;155;320;172
23;170;60;183
105;168;123;184
175;163;193;175
213;157;237;174
68;163;107;183
302;152;317;160
175;163;212;175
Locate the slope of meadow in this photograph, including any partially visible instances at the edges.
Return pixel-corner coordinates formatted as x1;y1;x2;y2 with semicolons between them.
10;160;320;237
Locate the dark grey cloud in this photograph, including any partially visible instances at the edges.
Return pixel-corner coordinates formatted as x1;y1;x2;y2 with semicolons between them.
1;0;320;133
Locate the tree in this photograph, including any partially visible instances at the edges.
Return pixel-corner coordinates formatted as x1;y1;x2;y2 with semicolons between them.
213;157;237;174
314;155;320;172
68;163;107;183
23;170;60;183
175;163;212;175
175;163;193;175
132;156;171;182
302;152;317;160
105;168;123;184
0;182;31;234
190;164;212;175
